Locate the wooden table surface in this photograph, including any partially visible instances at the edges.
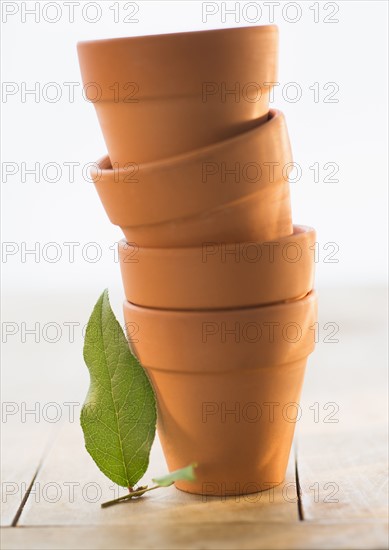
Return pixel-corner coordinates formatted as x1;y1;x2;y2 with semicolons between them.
1;286;387;549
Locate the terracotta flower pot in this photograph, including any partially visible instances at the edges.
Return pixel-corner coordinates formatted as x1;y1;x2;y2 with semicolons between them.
118;184;292;247
119;225;315;309
91;110;293;246
91;109;291;225
123;291;317;495
77;26;278;165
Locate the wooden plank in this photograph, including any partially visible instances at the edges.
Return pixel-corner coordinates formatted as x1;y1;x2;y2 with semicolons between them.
0;419;56;526
18;420;299;526
0;289;92;526
2;522;388;550
297;430;388;522
296;287;388;522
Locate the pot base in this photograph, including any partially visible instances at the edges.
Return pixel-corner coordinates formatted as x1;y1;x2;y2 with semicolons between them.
175;478;283;497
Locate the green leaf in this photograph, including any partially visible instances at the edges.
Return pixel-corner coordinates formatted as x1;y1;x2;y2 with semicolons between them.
152;463;198;487
81;289;156;488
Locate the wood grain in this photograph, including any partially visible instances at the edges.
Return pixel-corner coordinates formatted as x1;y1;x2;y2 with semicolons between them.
18;421;299;526
2;522;388;550
297;430;388;521
296;287;388;523
0;421;55;526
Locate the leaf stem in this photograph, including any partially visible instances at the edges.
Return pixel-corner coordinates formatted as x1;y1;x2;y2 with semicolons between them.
101;484;162;508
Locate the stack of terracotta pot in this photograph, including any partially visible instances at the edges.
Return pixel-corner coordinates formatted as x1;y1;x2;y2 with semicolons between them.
78;26;317;496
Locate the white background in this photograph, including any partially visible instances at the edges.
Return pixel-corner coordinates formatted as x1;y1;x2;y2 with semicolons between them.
1;0;388;302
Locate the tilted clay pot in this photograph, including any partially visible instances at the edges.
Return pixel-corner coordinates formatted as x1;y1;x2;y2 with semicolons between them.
77;26;278;165
91;109;291;226
119;225;315;309
118;184;292;247
91;110;293;246
123;291;317;495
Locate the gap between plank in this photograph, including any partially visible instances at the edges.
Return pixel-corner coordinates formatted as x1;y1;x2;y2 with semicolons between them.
10;425;61;527
294;442;305;521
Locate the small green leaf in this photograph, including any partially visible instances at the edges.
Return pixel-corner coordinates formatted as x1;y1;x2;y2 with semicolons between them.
81;289;156;488
152;463;198;487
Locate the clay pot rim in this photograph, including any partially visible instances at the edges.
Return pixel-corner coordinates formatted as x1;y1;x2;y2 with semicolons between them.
92;109;282;175
124;289;316;317
124;291;317;371
119;224;312;254
78;25;278;48
119;225;313;309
